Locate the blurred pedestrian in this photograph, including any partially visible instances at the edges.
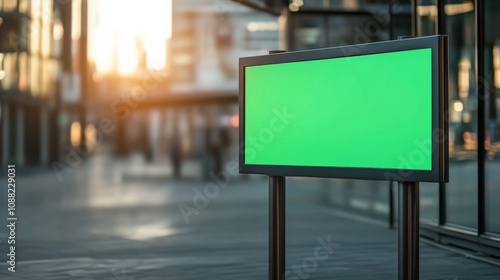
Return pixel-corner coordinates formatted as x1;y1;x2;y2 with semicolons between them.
169;136;182;179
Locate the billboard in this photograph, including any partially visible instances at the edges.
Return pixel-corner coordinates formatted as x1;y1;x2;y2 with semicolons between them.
239;36;448;182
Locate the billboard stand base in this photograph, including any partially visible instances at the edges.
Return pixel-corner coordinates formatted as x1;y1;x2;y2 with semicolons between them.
398;181;420;280
269;176;286;280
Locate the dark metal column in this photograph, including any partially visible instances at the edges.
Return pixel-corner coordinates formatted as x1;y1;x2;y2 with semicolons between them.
388;181;395;229
269;176;286;280
50;0;73;163
0;103;9;166
437;0;447;226
79;0;88;152
389;0;396;40
475;0;486;235
411;0;418;36
268;48;287;280
398;182;420;280
436;0;446;34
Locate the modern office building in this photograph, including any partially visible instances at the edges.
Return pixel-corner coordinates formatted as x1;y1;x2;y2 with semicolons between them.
0;0;66;166
1;0;499;259
240;0;500;257
83;0;280;160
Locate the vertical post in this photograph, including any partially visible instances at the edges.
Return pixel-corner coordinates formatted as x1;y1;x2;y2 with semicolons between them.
283;8;293;51
1;104;9;166
436;0;448;228
267;49;287;280
54;0;73;163
389;0;395;40
411;0;418;37
323;15;330;47
475;0;486;236
79;0;88;152
388;181;394;229
15;106;24;166
269;176;286;280
278;8;288;51
436;0;446;35
398;182;419;280
40;107;49;165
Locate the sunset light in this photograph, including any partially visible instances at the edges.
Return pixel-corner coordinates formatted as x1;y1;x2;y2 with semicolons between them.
91;0;172;75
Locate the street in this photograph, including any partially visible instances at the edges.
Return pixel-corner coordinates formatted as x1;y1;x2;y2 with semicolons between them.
0;155;499;279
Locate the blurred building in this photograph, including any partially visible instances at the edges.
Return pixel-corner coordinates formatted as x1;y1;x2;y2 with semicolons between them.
1;0;280;167
238;0;500;258
1;0;500;258
82;0;281;168
0;0;64;166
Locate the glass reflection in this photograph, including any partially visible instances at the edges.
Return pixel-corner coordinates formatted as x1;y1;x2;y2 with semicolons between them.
416;1;440;223
485;1;500;235
444;1;477;229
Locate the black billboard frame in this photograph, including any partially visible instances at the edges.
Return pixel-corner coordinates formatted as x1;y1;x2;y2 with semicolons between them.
239;35;449;183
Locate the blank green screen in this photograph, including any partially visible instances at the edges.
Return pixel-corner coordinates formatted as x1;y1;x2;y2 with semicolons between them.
244;48;432;170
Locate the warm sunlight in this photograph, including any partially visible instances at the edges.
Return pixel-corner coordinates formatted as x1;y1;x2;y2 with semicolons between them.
70;121;81;146
91;0;172;75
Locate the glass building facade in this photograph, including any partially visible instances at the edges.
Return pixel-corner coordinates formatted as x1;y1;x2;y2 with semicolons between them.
0;0;63;166
1;0;499;259
246;0;500;257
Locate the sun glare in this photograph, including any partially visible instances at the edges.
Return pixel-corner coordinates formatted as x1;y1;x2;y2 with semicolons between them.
70;122;81;146
92;0;172;75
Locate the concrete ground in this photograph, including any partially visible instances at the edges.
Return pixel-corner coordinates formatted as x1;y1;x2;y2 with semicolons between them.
0;155;499;279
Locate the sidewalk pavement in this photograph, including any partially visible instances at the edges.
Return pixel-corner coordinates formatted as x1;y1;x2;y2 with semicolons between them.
0;155;498;279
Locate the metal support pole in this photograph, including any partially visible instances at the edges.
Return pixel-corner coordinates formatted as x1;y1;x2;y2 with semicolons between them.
411;0;418;37
15;106;24;166
398;181;419;280
389;0;395;40
79;0;88;152
269;176;286;280
1;103;9;166
40;107;49;165
267;49;287;280
388;180;395;229
475;0;486;236
437;0;448;229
